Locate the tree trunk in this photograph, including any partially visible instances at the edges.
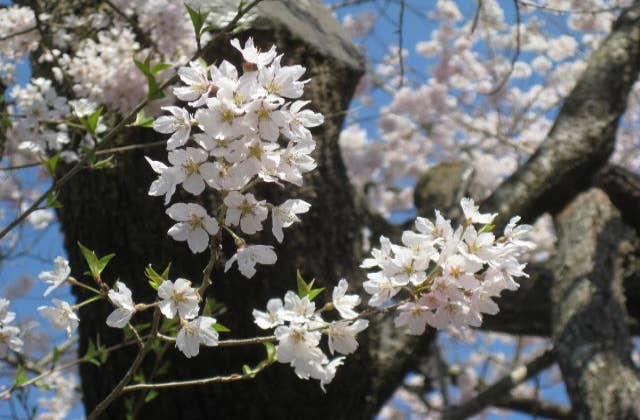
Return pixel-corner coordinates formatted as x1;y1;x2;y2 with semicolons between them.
550;188;640;419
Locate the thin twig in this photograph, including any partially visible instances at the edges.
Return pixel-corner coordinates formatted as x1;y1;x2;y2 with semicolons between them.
88;308;161;420
470;0;484;34
494;395;572;419
121;360;274;393
158;334;275;347
487;0;521;95
397;0;405;87
0;26;37;42
516;0;622;14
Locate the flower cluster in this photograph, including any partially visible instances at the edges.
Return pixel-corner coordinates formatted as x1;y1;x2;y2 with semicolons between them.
8;78;71;158
36;257;80;339
362;198;534;335
147;37;323;278
107;278;219;358
0;299;23;357
253;279;368;390
0;5;38;83
60;27;149;114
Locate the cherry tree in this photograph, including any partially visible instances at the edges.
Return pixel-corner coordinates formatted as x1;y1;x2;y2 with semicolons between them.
0;0;639;419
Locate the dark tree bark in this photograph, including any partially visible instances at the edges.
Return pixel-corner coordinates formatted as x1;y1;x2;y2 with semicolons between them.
550;189;640;419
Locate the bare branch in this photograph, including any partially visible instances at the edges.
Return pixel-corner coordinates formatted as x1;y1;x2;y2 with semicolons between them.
444;350;555;420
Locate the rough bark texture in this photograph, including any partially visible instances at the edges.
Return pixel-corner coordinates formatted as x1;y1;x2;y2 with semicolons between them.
550;189;640;419
595;164;640;231
482;4;640;229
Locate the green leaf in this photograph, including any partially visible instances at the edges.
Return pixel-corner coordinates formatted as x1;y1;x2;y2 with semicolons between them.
78;242;114;279
263;342;276;363
145;263;170;290
15;365;27;386
134;58;166;100
212;322;230;333
42;154;60;177
80;107;103;136
296;269;310;297
144;389;159;403
242;364;253;375
133;372;145;384
92;155;115;170
51;347;61;365
185;3;209;42
161;262;172;280
84;338;108;367
84;339;100;366
479;223;495;233
128;109;155;128
45;192;63;208
306;287;325;302
150;63;172;75
295;269;323;301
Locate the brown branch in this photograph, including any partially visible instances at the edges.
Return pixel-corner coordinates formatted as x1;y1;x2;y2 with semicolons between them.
443;350;555;420
0;25;37;42
482;2;640;229
594;164;640;232
88;308;161;420
494;395;572;420
487;0;521;95
121;360;274;394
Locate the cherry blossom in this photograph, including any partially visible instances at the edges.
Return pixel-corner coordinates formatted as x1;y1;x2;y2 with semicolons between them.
176;316;219;358
224;245;277;279
154;106;193;150
106;282;136;328
158;278;200;320
166;203;219;253
39;257;71;297
38;299;79;338
223;192;268;235
331;279;360;320
271;199;311;243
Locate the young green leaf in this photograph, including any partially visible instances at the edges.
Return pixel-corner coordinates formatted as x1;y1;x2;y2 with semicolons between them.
479;223;495;233
92;155;115;170
212;322;230;333
78;242;114;279
134;58;165;100
145;263;170;290
263;342;276;363
128;109;155;128
51;346;61;365
42;154;60;177
185;3;209;47
80;106;103;136
14;365;27;386
45;192;63;208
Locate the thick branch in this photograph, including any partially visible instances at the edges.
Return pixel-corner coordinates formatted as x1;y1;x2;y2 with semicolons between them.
550;188;640;419
482;3;640;228
493;396;572;420
594;164;640;231
444;350;555;420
